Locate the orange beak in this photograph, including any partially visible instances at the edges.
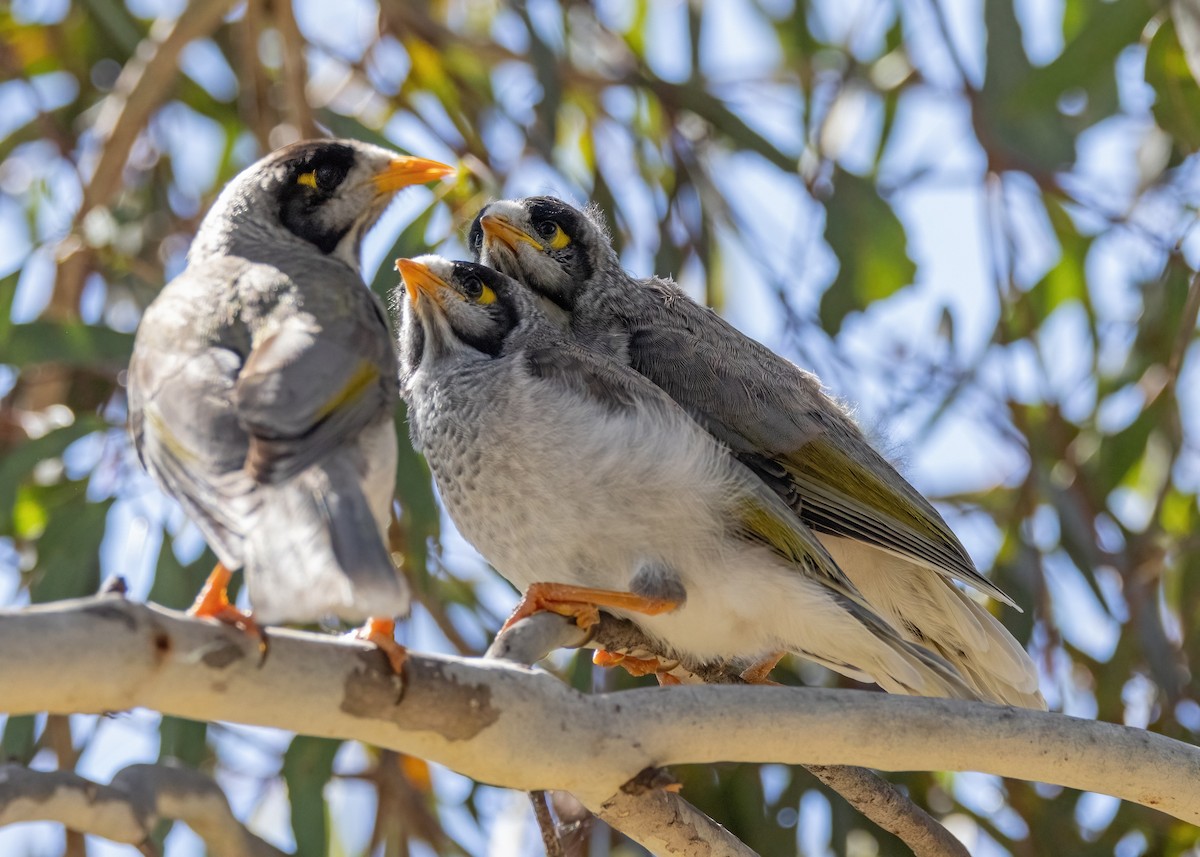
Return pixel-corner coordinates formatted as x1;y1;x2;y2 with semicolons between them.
372;156;456;194
395;258;451;306
480;213;543;252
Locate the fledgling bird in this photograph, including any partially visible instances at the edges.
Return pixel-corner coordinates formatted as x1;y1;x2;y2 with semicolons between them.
127;138;454;666
469;197;1044;708
397;254;981;699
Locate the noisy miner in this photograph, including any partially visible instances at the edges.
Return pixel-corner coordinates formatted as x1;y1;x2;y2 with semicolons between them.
397;254;983;699
469;197;1043;708
128;138;454;668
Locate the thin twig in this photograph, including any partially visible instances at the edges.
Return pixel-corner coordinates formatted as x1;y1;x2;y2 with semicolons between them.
271;0;318;139
806;766;968;857
529;791;564;857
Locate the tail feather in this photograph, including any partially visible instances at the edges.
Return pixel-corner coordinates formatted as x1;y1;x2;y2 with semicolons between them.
834;593;980;701
823;536;1044;708
244;454;409;625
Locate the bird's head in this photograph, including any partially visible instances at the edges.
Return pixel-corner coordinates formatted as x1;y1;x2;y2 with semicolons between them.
192;138;454;270
395;256;539;379
468;196;618;312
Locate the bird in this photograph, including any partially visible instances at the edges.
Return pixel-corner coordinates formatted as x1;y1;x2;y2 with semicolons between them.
396;254;986;700
468;196;1044;708
127;138;455;669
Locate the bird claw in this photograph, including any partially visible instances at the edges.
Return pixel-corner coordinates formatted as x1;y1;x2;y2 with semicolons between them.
501;581;683;634
187;563;268;659
592;649;675;678
350;618;407;675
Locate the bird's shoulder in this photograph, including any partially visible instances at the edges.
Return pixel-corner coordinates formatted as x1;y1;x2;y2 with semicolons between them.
520;339;680;420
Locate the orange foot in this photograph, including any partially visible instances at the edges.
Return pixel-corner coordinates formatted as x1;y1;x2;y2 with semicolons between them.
592;649;674;677
501;582;682;634
188;563;266;654
351;617;408;675
740;650;787;685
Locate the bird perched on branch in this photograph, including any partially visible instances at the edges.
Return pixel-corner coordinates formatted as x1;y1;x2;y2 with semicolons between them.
397;255;981;699
469;197;1044;708
128;138;454;669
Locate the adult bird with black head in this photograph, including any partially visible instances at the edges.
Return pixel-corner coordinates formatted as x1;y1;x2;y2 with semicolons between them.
128;139;455;670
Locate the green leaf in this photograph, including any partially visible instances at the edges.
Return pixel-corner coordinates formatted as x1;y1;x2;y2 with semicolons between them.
977;0;1078;172
0;321;134;368
1093;399;1166;496
1170;0;1200;86
819;169;916;334
1028;197;1093;319
283;735;342;857
1011;0;1155;116
393;405;440;589
158;716;209;768
1147;18;1200;153
78;0;144;55
12;486;48;539
0;270;19;336
0;419;105;534
1;715;38;764
27;489;111;603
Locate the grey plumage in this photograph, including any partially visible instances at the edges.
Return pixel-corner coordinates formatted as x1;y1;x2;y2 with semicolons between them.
469;196;1044;708
128;139;450;624
397;256;981;699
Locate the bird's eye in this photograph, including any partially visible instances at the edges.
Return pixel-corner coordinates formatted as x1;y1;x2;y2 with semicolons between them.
315;164;341;189
535;220;571;250
298;164;344;192
461;276;497;306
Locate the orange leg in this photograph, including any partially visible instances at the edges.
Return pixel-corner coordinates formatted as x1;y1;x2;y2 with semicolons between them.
657;672;683;686
351;617;408;675
501;582;682;633
592;649;672;677
740;650;787;685
188;563;266;653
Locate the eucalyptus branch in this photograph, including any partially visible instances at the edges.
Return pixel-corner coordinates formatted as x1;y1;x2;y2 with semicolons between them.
0;762;287;857
490;613;968;857
2;594;1198;857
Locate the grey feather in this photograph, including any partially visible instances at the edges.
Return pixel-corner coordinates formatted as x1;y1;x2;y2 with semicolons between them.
399;255;991;702
470;197;1043;708
128;139;416;624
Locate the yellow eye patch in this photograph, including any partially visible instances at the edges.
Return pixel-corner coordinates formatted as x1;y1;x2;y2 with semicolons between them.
547;223;571;250
477;284;497;305
297;171;318;188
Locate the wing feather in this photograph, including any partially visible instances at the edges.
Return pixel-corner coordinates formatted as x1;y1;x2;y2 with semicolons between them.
624;292;1016;606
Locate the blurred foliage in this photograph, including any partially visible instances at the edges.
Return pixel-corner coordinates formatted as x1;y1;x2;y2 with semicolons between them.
1;0;1200;855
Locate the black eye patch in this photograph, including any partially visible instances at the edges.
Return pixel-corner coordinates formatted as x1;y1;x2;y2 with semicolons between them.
278;143;359;252
525;197;588;242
